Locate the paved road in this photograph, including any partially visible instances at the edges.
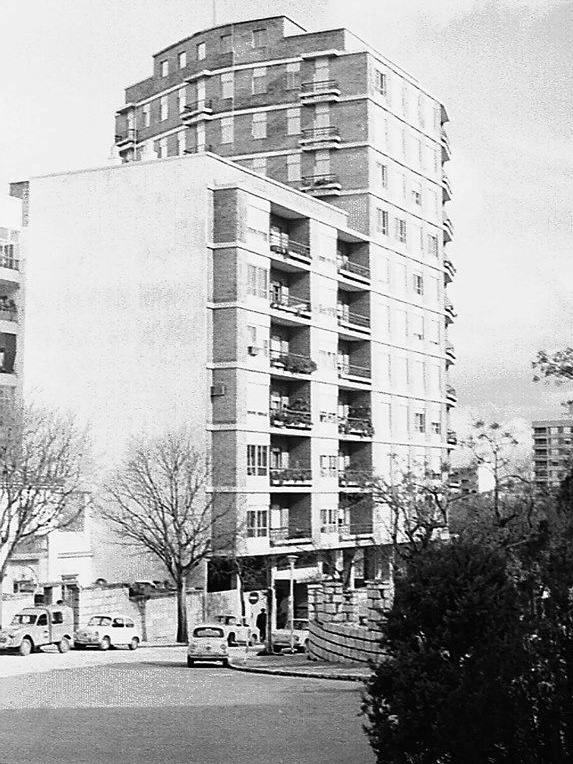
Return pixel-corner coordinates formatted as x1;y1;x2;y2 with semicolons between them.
0;646;374;764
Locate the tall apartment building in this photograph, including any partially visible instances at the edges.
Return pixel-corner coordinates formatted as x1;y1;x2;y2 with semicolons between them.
533;407;573;488
0;195;22;411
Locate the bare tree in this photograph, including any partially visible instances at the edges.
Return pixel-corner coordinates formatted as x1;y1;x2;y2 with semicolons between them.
102;430;235;643
0;404;89;583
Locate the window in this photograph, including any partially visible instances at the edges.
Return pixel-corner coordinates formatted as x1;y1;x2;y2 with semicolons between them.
417;94;425;127
395;218;407;244
142;103;150;128
247;509;268;537
220;34;232;53
247;445;268;476
286;62;300;90
160;60;169;77
252;67;267;95
52;611;63;625
253;156;267;175
287;108;300;135
376;208;389;235
253;28;267;48
412;184;422;206
196;41;206;60
112;617;125;628
247;264;268;298
431;421;441;435
320;455;338;477
315;149;330;175
428;234;439;258
377;162;388;188
429;318;440;344
177;87;186;113
413;314;424;340
37;614;48;626
221;72;234;99
196;123;205;151
177;130;186;156
221;117;234;143
413;273;424;295
314;103;330;128
400;128;407;158
375;70;387;95
402;85;409;117
252;112;267;139
125;618;134;628
287;154;301;181
414;412;426;434
160;95;168;121
178;51;187;69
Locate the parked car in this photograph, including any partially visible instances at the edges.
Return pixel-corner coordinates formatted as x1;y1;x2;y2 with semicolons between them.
272;618;309;653
212;615;258;646
74;614;141;651
187;624;229;667
0;604;74;656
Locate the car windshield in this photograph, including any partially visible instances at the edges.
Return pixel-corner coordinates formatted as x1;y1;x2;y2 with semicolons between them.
87;616;112;627
193;627;224;639
11;613;37;625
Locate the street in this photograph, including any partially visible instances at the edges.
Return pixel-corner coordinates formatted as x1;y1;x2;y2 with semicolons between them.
0;646;374;764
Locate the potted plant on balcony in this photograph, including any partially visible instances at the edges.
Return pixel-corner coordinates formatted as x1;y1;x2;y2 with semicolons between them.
270;408;287;427
282;354;317;375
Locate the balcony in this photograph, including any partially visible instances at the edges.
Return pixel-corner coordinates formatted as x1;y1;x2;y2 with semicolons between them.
337;361;371;385
269;526;312;545
339;523;374;540
445;299;456;325
270;467;312;486
270;403;312;432
338;467;373;488
337;308;371;337
337;257;370;286
447;430;458;447
443;217;454;243
270;350;317;376
269;292;311;321
338;415;374;439
442;172;452;202
445;341;456;366
441;128;451;162
269;234;311;267
0;252;20;286
300;126;341;150
181;99;213;125
444;257;456;284
299;79;341;104
300;174;341;198
114;129;136;149
446;385;458;407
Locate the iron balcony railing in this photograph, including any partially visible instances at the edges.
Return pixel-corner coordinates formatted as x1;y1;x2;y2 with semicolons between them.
269;234;311;262
338;468;373;487
269;526;311;544
337;309;371;330
270;406;312;429
301;126;340;141
0;257;19;271
445;342;456;362
339;523;374;539
269;467;312;485
270;350;317;375
338;416;374;438
300;79;340;93
269;292;311;314
447;430;458;446
114;129;136;145
302;173;341;189
337;362;372;380
446;385;458;404
182;99;213;114
337;258;370;281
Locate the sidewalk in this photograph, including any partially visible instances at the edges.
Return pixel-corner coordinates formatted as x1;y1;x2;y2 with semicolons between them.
228;650;371;682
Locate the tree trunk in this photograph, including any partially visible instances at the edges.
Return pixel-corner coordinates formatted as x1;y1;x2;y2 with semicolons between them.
176;577;188;644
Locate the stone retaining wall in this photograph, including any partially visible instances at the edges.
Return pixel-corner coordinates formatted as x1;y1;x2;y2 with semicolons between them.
308;619;383;664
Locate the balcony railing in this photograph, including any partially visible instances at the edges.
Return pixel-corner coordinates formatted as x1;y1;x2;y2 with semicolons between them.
337;258;370;281
339;523;374;539
445;299;456;324
181;100;213;123
269;527;311;545
300;127;341;147
270;467;312;485
337;362;371;381
446;385;458;406
114;129;136;146
300;79;340;97
441;128;451;162
445;342;456;365
442;172;452;201
301;174;342;195
338;468;373;487
320;523;339;534
269;235;311;263
0;257;19;271
337;309;371;331
338;416;374;438
270;292;311;316
270;405;312;430
447;430;458;446
444;257;456;283
443;217;454;243
270;350;317;375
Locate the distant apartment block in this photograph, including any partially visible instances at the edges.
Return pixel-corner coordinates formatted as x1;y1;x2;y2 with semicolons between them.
533;409;573;488
0;194;22;414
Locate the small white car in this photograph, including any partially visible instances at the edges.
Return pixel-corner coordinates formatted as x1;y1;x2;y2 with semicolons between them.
272;618;309;653
212;615;258;646
74;614;141;651
187;624;229;667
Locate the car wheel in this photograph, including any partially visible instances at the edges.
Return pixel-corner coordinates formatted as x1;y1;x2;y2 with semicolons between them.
18;638;33;657
74;643;85;650
187;657;194;668
128;637;139;651
57;637;71;654
221;658;229;667
227;633;236;647
248;635;258;647
100;636;111;651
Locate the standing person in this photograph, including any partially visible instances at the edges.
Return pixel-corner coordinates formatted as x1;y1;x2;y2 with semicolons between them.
256;607;267;643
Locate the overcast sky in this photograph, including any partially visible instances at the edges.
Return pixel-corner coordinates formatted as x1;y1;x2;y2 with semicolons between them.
0;0;571;438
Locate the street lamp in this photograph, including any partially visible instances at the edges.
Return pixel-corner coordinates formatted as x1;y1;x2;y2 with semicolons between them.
286;554;297;654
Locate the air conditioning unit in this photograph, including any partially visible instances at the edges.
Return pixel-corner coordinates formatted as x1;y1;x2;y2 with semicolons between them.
247;346;261;356
210;384;227;397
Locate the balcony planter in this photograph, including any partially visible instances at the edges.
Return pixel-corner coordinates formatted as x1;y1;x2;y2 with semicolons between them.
279;354;317;375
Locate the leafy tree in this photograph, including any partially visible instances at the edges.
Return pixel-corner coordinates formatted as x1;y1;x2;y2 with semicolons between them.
532;348;573;383
102;430;234;643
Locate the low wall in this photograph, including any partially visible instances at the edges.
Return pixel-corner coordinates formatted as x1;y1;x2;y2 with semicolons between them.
308;620;384;665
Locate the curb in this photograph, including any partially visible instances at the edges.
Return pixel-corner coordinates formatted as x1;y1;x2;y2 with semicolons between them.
140;642;184;649
228;660;367;683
